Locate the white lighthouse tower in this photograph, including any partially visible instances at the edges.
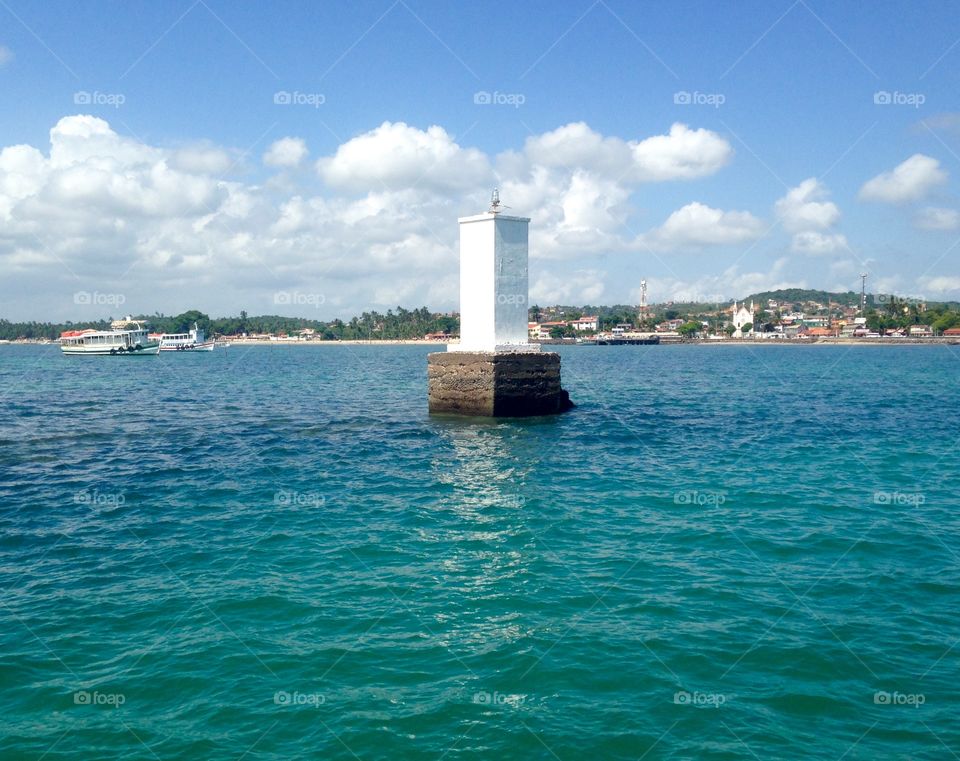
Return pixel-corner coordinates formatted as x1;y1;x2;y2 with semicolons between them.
427;190;572;417
454;190;537;353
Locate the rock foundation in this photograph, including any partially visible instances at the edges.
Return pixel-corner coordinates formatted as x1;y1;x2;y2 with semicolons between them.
427;351;574;417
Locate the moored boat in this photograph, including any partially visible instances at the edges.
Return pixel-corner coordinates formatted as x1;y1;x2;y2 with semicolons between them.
155;323;215;352
60;321;160;356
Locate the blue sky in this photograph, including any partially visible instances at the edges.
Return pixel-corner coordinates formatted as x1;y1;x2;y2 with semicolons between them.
1;0;960;319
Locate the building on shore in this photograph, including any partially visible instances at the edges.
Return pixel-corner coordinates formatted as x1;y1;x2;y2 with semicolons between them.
570;315;599;332
730;301;756;338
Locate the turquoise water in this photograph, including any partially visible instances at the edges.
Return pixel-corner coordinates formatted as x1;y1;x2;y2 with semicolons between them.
1;343;958;759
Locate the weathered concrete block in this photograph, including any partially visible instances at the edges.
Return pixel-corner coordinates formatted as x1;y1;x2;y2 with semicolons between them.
428;351;574;417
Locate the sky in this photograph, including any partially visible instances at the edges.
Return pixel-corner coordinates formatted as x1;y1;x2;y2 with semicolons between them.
1;0;960;321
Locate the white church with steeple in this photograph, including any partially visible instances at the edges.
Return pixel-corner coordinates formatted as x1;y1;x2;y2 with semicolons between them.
730;300;756;338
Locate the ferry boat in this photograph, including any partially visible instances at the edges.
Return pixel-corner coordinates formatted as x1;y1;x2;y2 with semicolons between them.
156;323;215;352
60;322;160;356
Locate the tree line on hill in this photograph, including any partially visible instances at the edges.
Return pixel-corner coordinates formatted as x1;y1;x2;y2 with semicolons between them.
5;289;960;341
0;307;459;341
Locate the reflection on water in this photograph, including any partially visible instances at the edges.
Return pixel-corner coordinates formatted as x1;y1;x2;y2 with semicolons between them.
426;418;556;649
430;417;550;517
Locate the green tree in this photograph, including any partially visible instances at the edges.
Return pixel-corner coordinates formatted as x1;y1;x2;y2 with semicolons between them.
164;310;212;335
933;312;960;333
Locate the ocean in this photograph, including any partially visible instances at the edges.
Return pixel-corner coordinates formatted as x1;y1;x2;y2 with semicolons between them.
1;343;957;759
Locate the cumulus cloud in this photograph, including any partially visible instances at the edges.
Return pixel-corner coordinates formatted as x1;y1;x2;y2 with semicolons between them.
917;275;960;294
790;231;848;255
859;154;947;204
914;206;960;231
0;115;762;319
0;116;464;319
630;123;733;181
171;144;234;175
639;258;802;303
317;121;491;192
774;178;847;254
775;178;840;232
264;137;308;168
530;269;606;305
519;121;732;183
641;202;765;251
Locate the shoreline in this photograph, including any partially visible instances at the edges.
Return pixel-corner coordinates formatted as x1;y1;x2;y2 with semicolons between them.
6;337;959;347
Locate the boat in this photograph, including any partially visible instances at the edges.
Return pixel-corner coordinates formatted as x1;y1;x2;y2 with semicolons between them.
156;323;215;352
60;322;160;356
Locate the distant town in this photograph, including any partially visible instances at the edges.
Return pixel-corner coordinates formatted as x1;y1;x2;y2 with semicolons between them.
4;288;960;344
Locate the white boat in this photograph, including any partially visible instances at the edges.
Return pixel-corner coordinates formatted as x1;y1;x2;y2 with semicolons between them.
60;322;160;356
156;323;215;352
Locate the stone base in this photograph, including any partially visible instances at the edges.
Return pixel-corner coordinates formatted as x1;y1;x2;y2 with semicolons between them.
428;351;574;417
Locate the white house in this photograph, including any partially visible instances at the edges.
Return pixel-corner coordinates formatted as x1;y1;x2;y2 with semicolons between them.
570;315;599;332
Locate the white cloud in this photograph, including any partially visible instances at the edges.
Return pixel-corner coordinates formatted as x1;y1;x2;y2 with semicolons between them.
859;154;947;204
0;115;815;320
917;275;960;295
774;178;848;254
520;121;732;183
317;121;491;192
791;231;848;255
914;206;960;231
630;123;733;181
775;178;840;233
872;275;904;296
0;46;12;67
530;269;606;304
915;113;960;135
171;144;233;175
264;137;308;168
639;259;803;303
641;202;765;251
